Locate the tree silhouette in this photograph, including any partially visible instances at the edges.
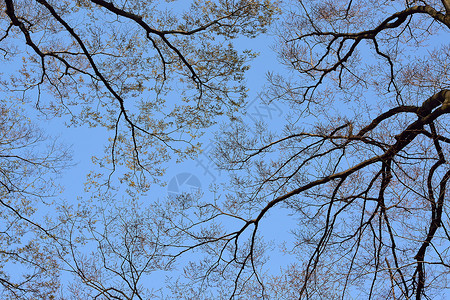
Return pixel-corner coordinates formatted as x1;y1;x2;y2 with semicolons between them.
211;0;450;298
1;0;449;299
0;0;277;298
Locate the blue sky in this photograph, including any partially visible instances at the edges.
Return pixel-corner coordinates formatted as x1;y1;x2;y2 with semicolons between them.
2;0;450;298
20;26;298;293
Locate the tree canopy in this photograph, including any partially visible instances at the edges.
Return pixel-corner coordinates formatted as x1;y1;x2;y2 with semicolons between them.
0;0;450;299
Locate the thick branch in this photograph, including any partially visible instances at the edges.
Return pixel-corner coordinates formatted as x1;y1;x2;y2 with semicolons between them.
251;89;450;228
